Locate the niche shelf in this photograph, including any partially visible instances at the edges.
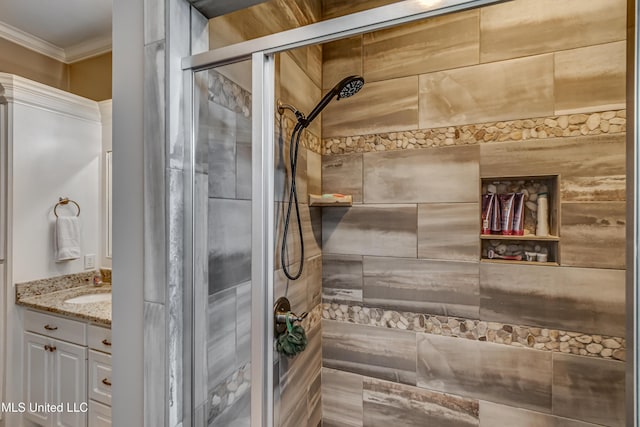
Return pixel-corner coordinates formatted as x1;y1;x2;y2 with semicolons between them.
480;175;560;266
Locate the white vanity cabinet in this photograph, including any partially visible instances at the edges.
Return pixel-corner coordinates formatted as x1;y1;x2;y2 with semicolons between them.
23;311;88;427
23;310;112;427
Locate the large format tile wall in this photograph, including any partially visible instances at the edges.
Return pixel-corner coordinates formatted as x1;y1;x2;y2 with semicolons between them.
208;2;324;426
320;1;627;426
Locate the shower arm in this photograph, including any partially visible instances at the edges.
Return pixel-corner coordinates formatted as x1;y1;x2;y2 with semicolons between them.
277;100;306;122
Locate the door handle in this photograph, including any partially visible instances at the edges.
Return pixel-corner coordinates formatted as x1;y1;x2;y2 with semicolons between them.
44;324;58;331
102;378;111;387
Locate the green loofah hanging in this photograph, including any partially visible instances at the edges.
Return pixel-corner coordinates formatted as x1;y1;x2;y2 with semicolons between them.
276;312;307;358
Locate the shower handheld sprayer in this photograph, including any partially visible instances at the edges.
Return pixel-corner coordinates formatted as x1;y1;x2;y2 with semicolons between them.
278;75;364;280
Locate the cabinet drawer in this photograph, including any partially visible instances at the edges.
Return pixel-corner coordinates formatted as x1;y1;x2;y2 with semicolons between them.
88;325;112;354
24;310;86;346
89;400;112;427
88;350;112;406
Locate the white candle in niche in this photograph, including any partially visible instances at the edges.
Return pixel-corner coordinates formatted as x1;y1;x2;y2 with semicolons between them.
536;192;549;236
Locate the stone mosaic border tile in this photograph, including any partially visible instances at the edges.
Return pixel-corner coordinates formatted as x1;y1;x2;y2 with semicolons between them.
207;71;321;155
208;362;251;423
279;114;321;155
15;271;95;300
322;110;626;155
209;70;251;118
322;302;625;362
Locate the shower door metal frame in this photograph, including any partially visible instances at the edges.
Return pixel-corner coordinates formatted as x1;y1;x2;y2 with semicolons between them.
182;0;637;426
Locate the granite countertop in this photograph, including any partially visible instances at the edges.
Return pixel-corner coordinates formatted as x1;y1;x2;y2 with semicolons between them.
15;273;112;326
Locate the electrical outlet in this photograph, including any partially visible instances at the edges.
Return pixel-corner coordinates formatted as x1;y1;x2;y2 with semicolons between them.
84;254;96;270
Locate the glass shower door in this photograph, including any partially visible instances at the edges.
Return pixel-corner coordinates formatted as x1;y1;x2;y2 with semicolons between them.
193;60;254;427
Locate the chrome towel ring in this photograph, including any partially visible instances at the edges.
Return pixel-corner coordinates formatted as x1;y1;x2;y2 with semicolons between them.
54;197;80;218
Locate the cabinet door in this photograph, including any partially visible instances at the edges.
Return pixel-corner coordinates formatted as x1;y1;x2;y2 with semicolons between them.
88;401;111;427
51;339;87;427
23;331;53;426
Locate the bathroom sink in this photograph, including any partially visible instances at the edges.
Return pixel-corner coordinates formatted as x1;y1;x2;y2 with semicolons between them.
64;293;112;304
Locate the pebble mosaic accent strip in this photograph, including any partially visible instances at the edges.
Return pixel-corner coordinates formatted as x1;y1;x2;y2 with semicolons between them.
15;271;95;300
279;114;322;155
322;302;626;362
208;362;251;423
322;110;626;155
209;70;251;118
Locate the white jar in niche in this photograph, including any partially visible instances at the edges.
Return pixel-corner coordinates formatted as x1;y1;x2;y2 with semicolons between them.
536;192;549;236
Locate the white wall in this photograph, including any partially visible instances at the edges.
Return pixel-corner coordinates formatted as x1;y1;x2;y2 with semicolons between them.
12;102;101;282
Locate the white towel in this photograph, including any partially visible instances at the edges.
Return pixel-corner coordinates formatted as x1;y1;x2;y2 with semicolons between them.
55;216;81;261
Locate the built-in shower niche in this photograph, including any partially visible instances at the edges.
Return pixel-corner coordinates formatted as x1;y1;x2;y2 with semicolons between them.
480;175;560;266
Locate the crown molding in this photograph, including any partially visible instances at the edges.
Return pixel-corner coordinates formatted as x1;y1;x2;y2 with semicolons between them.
0;21;111;64
65;35;112;63
0;73;100;122
98;100;112;124
0;21;65;62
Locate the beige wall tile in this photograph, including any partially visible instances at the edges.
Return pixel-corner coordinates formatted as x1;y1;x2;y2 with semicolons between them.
322;254;363;304
363;257;480;318
418;203;480;262
561;202;626;269
479;401;601;427
323;36;363;90
480;0;626;63
322;204;417;258
209;0;320;48
307;150;322;196
364;377;480;427
419;55;554;128
275;202;322;269
363;10;479;82
287;44;323;89
279;322;322;427
322;0;402;19
480;134;626;202
280;53;322;136
323;320;417;385
364;145;479;203
322;368;364;427
323;76;419;138
555;41;626;115
552;354;625;426
306;254;323;308
322;154;363;203
480;263;625;336
417;334;552;412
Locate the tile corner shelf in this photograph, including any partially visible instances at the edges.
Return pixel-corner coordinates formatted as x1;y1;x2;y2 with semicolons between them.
309;193;353;207
480;175;560;265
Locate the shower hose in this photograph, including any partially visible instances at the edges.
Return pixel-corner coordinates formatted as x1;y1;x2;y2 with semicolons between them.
281;122;305;280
